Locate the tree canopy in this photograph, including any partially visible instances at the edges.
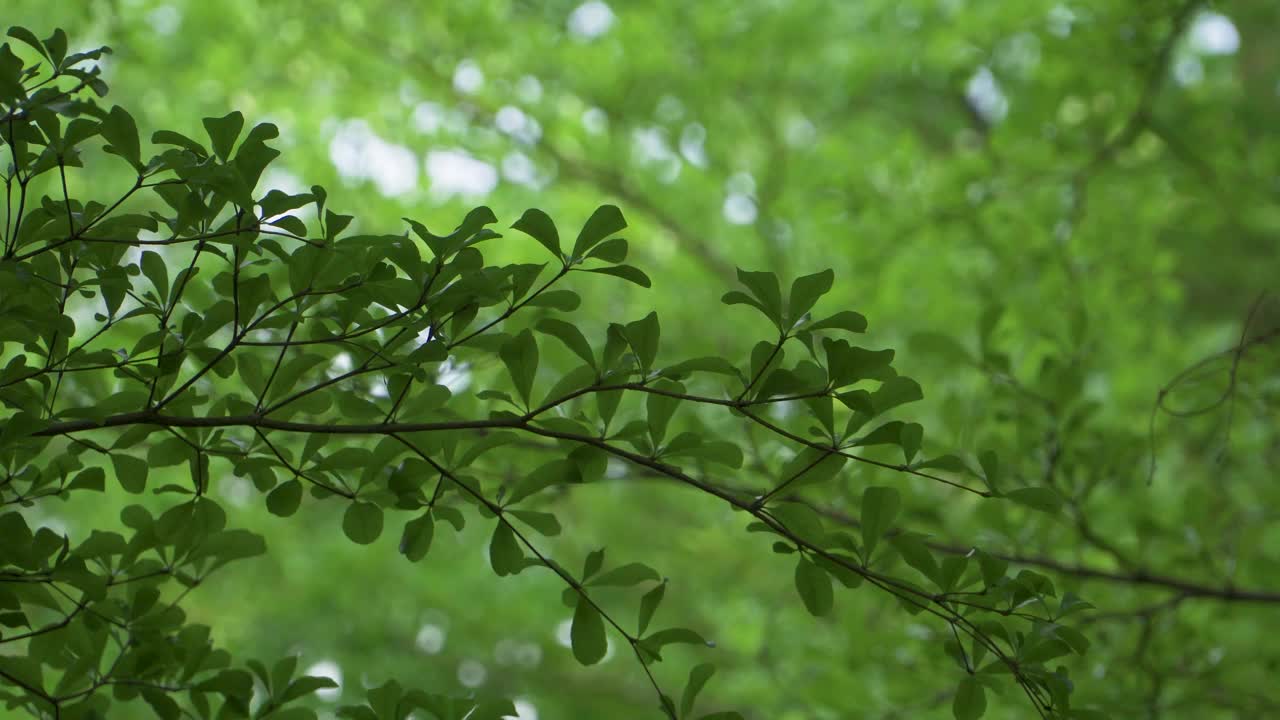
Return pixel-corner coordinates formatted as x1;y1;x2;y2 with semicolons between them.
1;3;1277;719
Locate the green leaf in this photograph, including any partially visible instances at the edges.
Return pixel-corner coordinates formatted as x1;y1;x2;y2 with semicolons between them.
735;268;783;326
512;208;561;260
912;454;972;475
489;521;523;576
900;422;923;463
807;310;868;334
644;627;711;651
646;380;682;446
202;111;244;160
1003;487;1063;515
6;27;47;59
570;597;607;665
794;557;834;616
508;509;561;536
978;450;999;492
67;467;106;492
587;562;660;587
342;502;383;545
111;454;148;494
499;329;539;406
573;204;627;259
525;289;581;311
872;376;923;414
265;479;303;517
585;237;628;263
582;548;605;581
621;312;660;373
399;512;435;562
581;264;652;287
536;318;596;369
680;663;716;719
860;486;900;559
976;550;1008;587
661;356;740;379
890;533;940;585
637;581;666;636
140;250;170;303
788;268;834;324
505;459;580;506
953;676;986;720
100;105;142;170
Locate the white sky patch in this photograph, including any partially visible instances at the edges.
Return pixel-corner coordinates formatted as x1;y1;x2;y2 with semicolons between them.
413;102;445;134
512;700;539;720
723;194;758;225
415;624;446;654
784;115;816;147
502;151;539;187
1047;5;1075;38
453;59;484;94
303;661;342;701
147;5;181;35
568;1;615;40
965;66;1009;123
218;475;253;508
1188;12;1240;55
656;95;684;123
726;171;756;196
436;358;472;394
632;126;675;164
679;123;707;167
495;106;527;135
516;75;543;103
328;120;418;196
327;352;353;379
1173;56;1204;86
581;107;608;135
997;32;1041;76
424;150;497;199
457;660;487;688
495;106;541;144
554;619;573;648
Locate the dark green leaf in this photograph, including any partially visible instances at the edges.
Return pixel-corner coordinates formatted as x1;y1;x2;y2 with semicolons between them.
489;521;523;576
342;502;383;545
680;663;716;719
585;237;628;263
637;581;666;636
788;268;834;324
860;486;900;559
100;105;142;169
266;479;303;517
572;204;626;259
512;208;561;260
111;454;147;494
499;329;538;405
581;264;651;287
794;557;834;616
587;562;660;587
735;268;783;326
953;676;986;720
399;512;435;562
536;318;596;369
202;111;244;160
570;598;607;666
1004;487;1063;515
808;310;868;334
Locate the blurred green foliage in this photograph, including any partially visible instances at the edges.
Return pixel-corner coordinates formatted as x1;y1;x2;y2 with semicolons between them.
2;1;1278;719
